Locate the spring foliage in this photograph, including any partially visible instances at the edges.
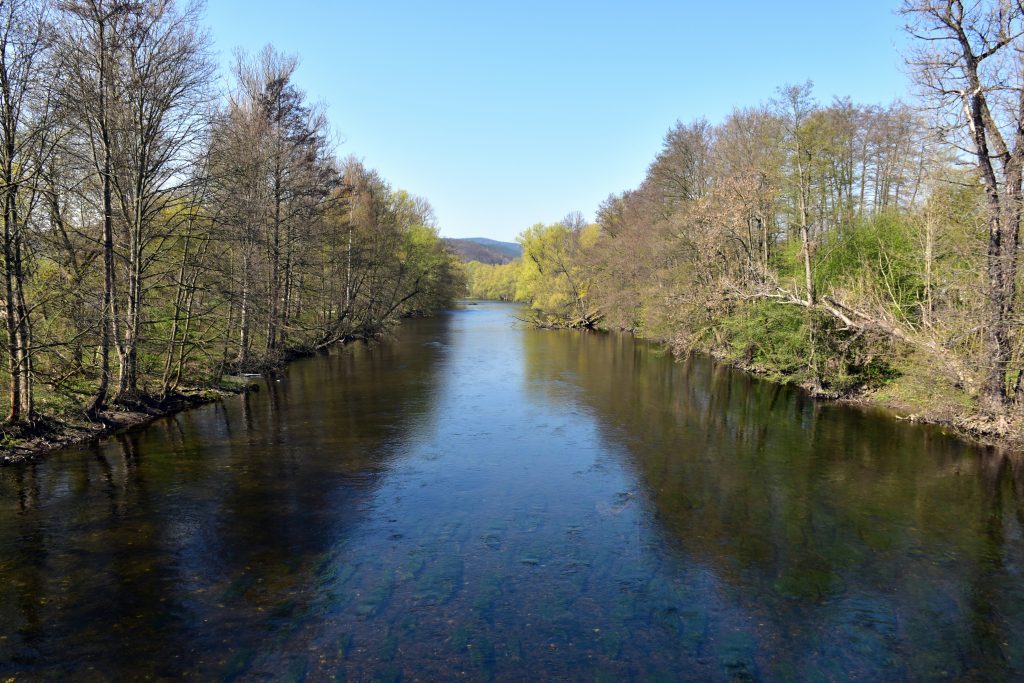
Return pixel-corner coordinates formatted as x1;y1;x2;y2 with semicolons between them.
476;88;1001;428
0;1;463;427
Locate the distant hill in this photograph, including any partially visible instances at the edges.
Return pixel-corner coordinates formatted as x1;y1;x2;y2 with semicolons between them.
443;237;522;265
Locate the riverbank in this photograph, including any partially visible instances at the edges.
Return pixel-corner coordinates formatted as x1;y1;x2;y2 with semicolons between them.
0;327;412;467
847;384;1015;451
0;380;259;467
702;343;1017;452
520;310;1016;452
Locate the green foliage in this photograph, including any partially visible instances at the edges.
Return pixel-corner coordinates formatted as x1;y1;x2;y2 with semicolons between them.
516;222;599;325
719;300;899;393
769;238;807;288
816;212;925;321
463;260;521;301
401;223;464;314
719;300;813;383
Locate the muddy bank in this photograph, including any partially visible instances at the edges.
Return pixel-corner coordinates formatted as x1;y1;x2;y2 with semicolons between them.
0;384;257;467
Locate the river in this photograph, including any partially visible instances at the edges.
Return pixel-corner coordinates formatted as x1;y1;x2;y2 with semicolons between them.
1;301;1022;680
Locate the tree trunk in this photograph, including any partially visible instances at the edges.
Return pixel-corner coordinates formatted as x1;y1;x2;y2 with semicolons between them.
237;248;251;368
87;16;114;419
922;209;934;328
13;221;32;422
4;180;22;423
161;229;192;397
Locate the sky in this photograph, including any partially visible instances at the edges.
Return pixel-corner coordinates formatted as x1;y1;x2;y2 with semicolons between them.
204;1;912;243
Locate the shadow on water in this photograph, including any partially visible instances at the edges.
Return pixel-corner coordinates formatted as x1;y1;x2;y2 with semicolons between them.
0;302;1022;680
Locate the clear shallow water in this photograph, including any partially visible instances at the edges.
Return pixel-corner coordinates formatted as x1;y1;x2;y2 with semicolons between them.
1;301;1023;681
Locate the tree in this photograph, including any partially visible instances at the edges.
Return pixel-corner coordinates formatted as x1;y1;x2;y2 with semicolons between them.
903;0;1024;406
517;216;600;327
107;0;213;402
58;0;141;416
209;45;333;368
0;0;54;424
776;82;819;306
0;3;459;435
712;106;784;273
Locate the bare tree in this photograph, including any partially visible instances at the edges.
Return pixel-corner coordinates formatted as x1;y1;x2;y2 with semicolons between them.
106;0;213;402
57;0;140;417
0;0;55;424
58;0;212;408
903;0;1024;406
776;82;818;306
209;45;332;368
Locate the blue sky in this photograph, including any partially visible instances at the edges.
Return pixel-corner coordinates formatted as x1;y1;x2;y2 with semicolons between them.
205;1;911;242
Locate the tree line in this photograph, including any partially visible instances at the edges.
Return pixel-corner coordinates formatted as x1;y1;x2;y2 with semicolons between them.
0;0;461;430
467;0;1024;436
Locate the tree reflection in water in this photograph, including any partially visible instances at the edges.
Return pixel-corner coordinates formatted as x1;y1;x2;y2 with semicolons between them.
0;303;1021;680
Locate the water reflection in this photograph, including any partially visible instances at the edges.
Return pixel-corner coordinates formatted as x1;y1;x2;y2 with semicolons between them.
0;303;1021;680
0;321;450;680
521;327;1024;679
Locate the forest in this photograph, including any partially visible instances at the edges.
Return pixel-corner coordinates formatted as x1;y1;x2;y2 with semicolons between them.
466;1;1024;443
0;0;462;445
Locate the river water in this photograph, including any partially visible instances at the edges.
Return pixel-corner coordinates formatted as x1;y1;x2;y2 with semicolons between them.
1;302;1023;681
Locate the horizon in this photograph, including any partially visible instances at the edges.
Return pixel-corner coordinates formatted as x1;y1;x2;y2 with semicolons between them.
205;1;911;242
